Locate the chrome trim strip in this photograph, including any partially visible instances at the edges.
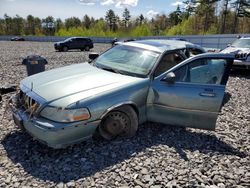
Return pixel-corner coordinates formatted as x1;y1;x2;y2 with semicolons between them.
148;103;219;115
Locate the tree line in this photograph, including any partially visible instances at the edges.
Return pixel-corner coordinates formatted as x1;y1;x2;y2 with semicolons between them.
0;0;249;37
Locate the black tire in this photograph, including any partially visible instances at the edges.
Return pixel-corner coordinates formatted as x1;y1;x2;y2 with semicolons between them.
98;105;138;140
63;46;68;52
85;46;90;51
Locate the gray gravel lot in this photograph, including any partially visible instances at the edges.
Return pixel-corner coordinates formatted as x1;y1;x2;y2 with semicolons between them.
0;41;249;188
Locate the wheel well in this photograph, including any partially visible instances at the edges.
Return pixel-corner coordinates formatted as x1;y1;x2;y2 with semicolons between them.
128;104;139;118
95;104;139;140
100;103;139;120
94;104;139;139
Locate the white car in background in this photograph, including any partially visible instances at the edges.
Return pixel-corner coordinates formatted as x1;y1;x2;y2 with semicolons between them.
221;37;250;70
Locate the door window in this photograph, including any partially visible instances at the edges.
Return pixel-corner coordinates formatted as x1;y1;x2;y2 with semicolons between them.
174;58;226;85
80;38;86;43
69;38;76;44
154;52;184;77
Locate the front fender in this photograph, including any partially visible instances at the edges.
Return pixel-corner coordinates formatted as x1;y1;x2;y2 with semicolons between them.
99;101;139;119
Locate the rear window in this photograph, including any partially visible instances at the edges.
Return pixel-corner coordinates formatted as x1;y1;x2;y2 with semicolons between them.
77;38;91;42
78;38;85;42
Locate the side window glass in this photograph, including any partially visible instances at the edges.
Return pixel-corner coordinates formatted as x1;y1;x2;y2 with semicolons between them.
154;53;184;77
174;58;226;85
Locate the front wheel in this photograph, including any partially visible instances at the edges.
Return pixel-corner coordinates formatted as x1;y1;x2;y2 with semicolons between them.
63;46;68;52
98;106;138;140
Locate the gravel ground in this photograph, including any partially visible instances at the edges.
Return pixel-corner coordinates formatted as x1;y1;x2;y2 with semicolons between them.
0;41;249;188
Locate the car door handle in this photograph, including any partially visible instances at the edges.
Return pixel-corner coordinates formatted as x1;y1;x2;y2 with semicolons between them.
199;92;216;97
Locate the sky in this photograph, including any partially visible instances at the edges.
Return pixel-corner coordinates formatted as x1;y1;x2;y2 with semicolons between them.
0;0;185;20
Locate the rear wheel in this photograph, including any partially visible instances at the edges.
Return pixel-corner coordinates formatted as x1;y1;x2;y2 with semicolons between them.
98;106;138;140
85;46;90;51
63;46;68;52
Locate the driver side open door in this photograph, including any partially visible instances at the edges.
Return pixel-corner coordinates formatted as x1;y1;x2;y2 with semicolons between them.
147;53;234;130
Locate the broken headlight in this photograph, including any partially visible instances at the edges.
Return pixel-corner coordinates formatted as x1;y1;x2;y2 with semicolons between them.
40;107;90;122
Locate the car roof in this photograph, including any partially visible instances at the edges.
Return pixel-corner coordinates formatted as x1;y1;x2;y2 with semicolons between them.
121;39;204;53
68;37;90;39
239;37;250;40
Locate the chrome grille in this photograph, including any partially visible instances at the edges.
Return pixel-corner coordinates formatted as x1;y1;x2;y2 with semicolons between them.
235;53;248;60
19;90;40;114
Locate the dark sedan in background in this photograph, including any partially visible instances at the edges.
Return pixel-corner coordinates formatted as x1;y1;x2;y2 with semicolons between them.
11;36;25;41
54;37;94;52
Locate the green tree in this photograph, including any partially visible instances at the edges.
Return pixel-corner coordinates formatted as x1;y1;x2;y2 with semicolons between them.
138;14;145;25
55;18;63;32
4;14;13;35
195;0;220;33
12;15;24;35
231;0;250;33
25;15;35;35
105;9;118;31
151;14;169;35
131;24;152;36
182;0;197;19
42;16;55;35
83;14;91;29
220;0;231;33
65;17;81;29
0;18;5;35
169;5;182;26
122;8;131;28
34;17;42;35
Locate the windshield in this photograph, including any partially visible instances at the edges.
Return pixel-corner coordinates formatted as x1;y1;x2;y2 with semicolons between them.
94;45;160;77
231;39;250;48
64;38;73;42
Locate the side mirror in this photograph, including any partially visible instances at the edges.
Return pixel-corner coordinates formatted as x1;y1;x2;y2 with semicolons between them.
227;43;231;47
163;72;176;84
89;53;99;61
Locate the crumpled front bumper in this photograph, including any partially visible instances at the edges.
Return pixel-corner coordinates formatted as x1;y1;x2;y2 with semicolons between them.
10;100;100;149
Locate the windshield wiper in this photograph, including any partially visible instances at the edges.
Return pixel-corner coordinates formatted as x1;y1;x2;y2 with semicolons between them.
99;66;122;74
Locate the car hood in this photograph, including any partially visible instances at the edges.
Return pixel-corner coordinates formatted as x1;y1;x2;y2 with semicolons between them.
21;63;142;106
221;46;250;54
221;46;250;60
55;42;62;45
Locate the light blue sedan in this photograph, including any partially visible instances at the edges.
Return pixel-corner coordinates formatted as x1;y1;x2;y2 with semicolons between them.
11;40;234;148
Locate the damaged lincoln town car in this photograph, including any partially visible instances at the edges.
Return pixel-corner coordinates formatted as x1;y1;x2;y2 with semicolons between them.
10;40;234;148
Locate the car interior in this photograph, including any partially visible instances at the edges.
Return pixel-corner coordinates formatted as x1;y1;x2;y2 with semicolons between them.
174;58;226;85
154;52;184;77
